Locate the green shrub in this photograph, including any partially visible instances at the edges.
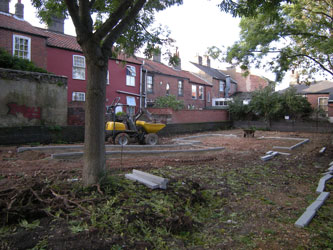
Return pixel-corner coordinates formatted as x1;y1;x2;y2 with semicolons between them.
0;48;48;73
153;95;184;111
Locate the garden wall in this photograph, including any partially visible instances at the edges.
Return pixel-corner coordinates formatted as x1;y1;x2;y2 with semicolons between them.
0;68;68;127
147;108;229;124
234;120;333;133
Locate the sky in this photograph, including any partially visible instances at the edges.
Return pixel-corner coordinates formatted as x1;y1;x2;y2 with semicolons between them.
9;0;289;88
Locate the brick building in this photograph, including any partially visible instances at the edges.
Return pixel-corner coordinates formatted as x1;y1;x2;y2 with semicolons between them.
141;54;212;109
0;1;143;125
290;80;333;122
190;56;238;108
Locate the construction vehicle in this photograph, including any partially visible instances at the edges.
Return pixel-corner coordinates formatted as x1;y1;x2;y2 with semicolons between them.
105;97;166;145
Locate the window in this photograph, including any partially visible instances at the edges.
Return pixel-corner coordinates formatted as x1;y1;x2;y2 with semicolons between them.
147;75;153;93
126;65;136;86
214;99;231;107
106;70;109;85
191;85;197;99
13;35;31;60
126;96;136;116
178;80;184;96
166;83;170;95
219;80;224;92
318;97;328;116
207;92;211;103
198;86;204;100
72;55;86;80
72;92;85;101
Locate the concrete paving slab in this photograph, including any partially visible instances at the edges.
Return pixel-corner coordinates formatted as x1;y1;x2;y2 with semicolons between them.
290;139;310;150
319;147;326;154
295;209;317;228
306;200;325;211
18;143;194;153
125;173;159;189
316;175;333;194
316;192;330;201
51;147;225;160
133;170;169;189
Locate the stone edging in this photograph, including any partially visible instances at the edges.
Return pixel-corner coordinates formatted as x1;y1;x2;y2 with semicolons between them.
294;162;333;228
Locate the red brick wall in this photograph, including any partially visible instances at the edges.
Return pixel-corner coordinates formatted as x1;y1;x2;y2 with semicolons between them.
148;108;229;124
0;29;47;69
146;74;209;109
306;94;329;108
68;102;85;126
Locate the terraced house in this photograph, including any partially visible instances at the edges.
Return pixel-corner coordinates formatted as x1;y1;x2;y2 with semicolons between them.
0;0;232;127
140;53;213;109
0;0;143;125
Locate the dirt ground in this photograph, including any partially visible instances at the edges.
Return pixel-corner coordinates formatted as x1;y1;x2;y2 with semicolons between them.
0;129;332;249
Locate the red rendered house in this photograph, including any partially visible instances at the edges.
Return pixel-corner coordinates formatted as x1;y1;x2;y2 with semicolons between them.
0;2;143;125
43;29;143;124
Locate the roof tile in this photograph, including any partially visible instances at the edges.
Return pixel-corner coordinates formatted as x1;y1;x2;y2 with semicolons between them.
0;12;46;37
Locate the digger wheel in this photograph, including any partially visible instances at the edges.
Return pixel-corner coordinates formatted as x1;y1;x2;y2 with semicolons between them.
145;133;158;145
115;133;130;145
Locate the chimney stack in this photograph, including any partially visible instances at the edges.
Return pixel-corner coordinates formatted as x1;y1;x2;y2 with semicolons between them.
197;55;202;65
15;0;24;19
153;50;161;63
0;0;10;13
204;55;210;67
173;48;181;70
48;16;65;33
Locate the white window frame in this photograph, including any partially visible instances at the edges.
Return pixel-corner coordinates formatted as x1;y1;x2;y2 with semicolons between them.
166;83;170;95
198;86;204;100
178;80;184;96
126;65;136;86
126;96;136;116
72;92;85;101
191;85;197;99
147;75;153;93
13;34;31;60
207;92;211;103
219;80;224;92
318;97;329;116
72;55;86;80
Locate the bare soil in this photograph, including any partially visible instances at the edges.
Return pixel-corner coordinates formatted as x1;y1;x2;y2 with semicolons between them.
0;129;332;249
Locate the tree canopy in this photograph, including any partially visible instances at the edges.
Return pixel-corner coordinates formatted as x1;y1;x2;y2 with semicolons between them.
212;0;333;82
31;0;182;185
229;85;313;123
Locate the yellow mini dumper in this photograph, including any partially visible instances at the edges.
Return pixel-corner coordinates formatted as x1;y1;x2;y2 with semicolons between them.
105;98;165;145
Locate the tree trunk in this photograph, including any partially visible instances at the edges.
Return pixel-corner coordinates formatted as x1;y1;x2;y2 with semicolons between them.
82;55;108;186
